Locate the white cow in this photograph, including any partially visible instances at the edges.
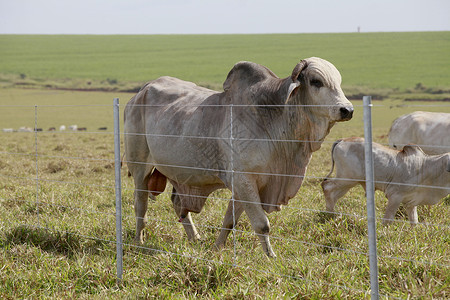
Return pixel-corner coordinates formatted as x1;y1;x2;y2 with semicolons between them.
18;127;33;132
321;137;450;224
389;111;450;155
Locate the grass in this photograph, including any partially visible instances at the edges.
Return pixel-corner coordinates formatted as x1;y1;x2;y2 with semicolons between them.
0;31;449;298
0;32;450;99
0;88;449;298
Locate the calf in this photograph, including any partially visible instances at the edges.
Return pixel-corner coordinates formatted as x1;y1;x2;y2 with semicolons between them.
321;137;450;224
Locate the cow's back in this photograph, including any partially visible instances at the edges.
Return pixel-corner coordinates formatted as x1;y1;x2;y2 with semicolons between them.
143;76;217;106
125;76;229;186
127;76;224;133
388;111;450;154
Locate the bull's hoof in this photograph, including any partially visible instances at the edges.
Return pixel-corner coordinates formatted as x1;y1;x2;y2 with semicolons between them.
132;236;144;246
317;211;335;223
266;250;277;258
212;242;224;252
187;233;201;242
132;240;144;246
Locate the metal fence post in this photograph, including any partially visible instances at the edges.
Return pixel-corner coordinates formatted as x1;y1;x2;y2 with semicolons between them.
363;96;379;299
230;103;237;266
34;105;40;228
113;98;123;284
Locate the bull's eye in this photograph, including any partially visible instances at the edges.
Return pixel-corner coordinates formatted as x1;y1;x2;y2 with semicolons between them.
310;79;323;88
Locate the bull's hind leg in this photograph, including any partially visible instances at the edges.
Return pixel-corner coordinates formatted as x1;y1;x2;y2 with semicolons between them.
125;127;153;244
171;187;201;241
382;195;402;225
321;178;357;212
133;178;149;244
214;199;244;250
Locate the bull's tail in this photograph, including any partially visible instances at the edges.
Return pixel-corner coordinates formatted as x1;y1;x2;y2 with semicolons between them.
322;139;342;181
120;152;132;177
120;152;125;167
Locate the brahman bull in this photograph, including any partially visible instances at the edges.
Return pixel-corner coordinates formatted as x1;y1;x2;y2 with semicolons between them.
389;111;450;155
124;57;353;257
321;137;450;224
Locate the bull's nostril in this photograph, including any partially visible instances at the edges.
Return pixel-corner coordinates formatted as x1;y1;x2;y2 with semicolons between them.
340;107;353;119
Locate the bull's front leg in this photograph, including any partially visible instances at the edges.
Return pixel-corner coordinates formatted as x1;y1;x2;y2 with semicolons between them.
321;178;357;212
405;205;418;225
214;198;244;250
235;175;276;258
246;204;275;258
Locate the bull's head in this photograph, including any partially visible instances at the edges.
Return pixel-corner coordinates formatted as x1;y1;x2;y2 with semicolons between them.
287;57;353;122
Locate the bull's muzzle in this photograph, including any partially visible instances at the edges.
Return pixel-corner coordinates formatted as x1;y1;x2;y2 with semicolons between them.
339;106;354;121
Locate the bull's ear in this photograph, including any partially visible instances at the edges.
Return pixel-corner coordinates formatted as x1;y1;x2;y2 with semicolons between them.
286;60;308;102
286;82;300;102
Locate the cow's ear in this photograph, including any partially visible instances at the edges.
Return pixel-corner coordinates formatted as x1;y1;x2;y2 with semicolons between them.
286;60;308;102
402;144;425;156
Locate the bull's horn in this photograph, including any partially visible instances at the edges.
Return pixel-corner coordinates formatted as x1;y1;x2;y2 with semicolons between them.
291;60;308;82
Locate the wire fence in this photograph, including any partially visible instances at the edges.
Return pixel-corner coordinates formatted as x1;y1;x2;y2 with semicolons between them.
0;98;449;298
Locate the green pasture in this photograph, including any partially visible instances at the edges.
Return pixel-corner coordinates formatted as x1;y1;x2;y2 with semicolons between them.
0;32;449;298
1;32;449;96
0;88;449;298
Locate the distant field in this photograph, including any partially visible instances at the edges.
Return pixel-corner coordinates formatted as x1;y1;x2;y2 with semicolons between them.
1;88;449;133
0;32;449;96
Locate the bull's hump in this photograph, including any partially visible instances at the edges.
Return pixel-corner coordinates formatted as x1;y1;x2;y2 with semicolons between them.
224;61;278;91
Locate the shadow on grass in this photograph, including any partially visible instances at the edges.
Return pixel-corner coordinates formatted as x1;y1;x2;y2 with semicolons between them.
314;211;336;224
2;224;108;258
123;228;168;257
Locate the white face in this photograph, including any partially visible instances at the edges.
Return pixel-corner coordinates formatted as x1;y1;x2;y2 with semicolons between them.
303;57;353;121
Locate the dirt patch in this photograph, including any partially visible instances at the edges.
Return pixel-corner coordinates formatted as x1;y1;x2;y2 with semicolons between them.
46;161;69;173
